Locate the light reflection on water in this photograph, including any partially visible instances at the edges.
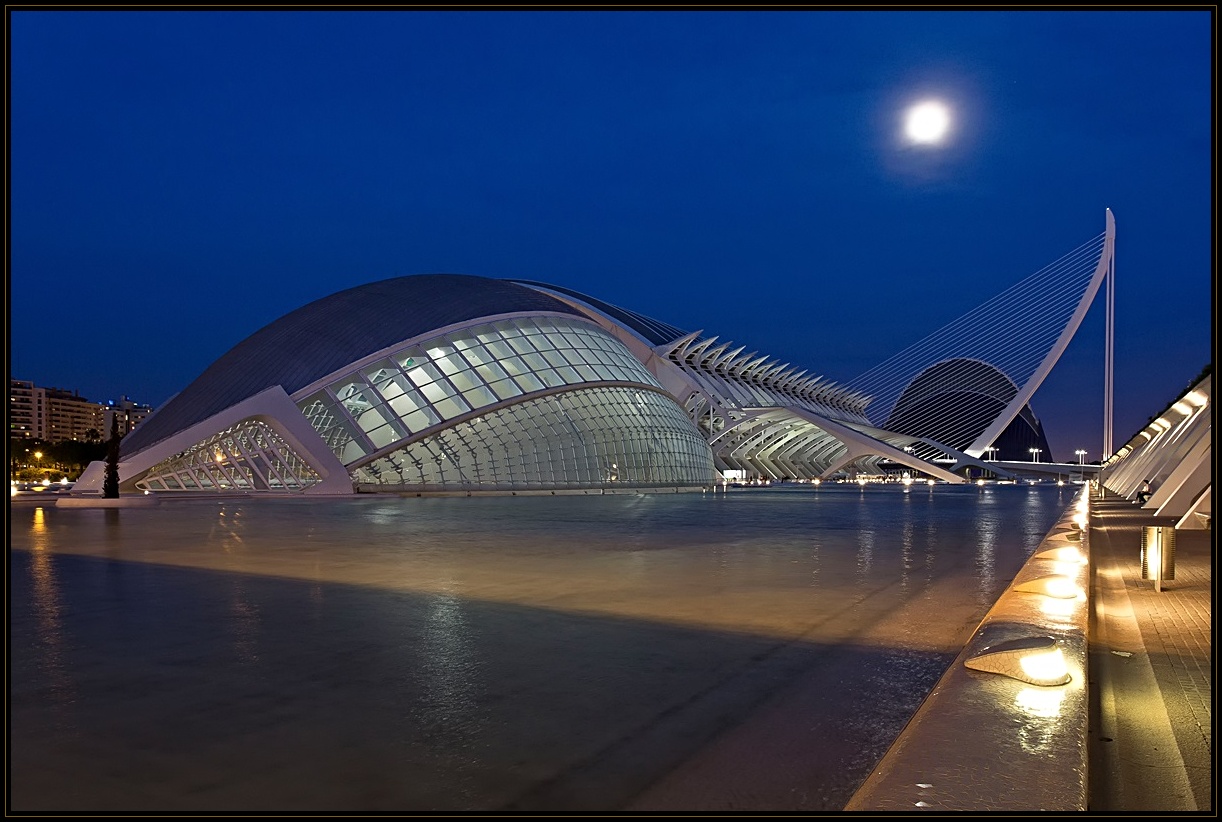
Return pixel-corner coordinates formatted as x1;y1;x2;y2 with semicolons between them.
11;485;1072;629
10;483;1074;813
27;505;79;721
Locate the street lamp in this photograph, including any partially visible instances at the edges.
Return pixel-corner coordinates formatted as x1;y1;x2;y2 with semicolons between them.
985;446;999;461
1029;448;1041;463
1075;449;1087;465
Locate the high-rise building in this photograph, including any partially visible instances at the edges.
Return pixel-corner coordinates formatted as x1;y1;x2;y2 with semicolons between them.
9;379;37;439
9;380;152;443
103;396;155;437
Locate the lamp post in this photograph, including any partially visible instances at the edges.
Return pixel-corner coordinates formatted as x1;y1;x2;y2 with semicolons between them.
985;446;998;461
1029;448;1041;463
1075;449;1087;465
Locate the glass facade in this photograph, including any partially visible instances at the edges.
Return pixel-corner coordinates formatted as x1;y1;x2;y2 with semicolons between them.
133;315;714;495
136;419;322;492
296;315;671;463
353;386;715;489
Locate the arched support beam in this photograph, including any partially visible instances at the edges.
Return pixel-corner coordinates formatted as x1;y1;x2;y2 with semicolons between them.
966;209;1115;457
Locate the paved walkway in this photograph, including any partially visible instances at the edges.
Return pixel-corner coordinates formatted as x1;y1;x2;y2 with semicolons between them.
1088;493;1212;811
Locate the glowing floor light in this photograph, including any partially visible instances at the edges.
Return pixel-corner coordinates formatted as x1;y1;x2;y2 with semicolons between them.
1033;546;1087;565
965;636;1071;687
1014;575;1083;599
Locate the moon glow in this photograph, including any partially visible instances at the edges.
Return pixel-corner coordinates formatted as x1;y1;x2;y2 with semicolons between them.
905;101;951;144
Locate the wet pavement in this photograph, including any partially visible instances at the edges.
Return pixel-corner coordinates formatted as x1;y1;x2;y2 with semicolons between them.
1086;495;1212;812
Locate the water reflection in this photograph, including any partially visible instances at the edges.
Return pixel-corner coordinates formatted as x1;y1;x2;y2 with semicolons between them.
899;494;914;593
28;506;76;716
975;508;998;608
10;485;1078;812
212;505;247;555
419;591;484;800
229;578;262;665
855;495;875;581
1014;685;1066;754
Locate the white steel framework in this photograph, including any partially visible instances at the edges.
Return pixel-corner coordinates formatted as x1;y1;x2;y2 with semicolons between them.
847;210;1116;459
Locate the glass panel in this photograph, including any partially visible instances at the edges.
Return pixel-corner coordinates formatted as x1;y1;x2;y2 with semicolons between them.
405;359;445;387
373;373;410;403
499;356;529;377
521;351;550;372
490;378;524;400
356;403;396;434
387;390;426;418
432;395;471;421
508;336;537;356
396;348;426;370
448;368;481;393
459;344;492;367
420;380;456;404
367;423;403;450
331;379;374;414
462;385;498;409
361;359;400;387
526;333;557;352
432;352;466;376
485;339;516;360
474;361;509;384
402;407;442;433
542;350;569;369
535;369;565;388
493;319;524;337
510;372;544;393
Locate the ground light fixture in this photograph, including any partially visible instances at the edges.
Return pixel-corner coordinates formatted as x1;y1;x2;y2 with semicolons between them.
964;636;1071;687
1033;546;1087;565
1014;575;1083;599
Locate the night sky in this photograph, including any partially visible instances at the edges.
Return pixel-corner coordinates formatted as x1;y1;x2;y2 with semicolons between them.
9;10;1213;463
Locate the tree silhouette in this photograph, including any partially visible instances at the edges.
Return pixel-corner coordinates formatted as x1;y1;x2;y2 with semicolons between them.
103;415;121;498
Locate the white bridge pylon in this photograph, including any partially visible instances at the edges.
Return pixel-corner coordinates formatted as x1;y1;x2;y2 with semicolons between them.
846;209;1115;460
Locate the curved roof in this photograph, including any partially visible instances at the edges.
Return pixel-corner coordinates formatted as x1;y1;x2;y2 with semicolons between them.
511;280;689;346
123;274;585;457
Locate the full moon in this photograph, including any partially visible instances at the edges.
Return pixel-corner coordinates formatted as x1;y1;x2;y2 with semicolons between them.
905;101;951;144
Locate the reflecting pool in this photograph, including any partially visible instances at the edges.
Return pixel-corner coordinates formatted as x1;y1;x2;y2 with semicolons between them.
10;483;1072;812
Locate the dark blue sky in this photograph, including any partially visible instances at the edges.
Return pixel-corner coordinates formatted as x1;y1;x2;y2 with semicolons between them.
10;10;1213;463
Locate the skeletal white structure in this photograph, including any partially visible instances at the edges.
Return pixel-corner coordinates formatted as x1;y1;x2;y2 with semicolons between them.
1100;371;1211;529
846;210;1116;463
520;283;968;483
72;212;1119;496
524;210;1117;483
